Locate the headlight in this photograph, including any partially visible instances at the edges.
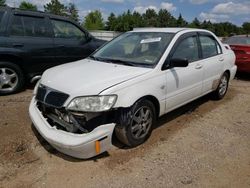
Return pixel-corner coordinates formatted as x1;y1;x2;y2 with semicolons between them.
67;95;117;112
33;79;41;95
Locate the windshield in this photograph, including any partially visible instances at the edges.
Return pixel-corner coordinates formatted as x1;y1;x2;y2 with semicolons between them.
90;32;174;67
224;36;250;45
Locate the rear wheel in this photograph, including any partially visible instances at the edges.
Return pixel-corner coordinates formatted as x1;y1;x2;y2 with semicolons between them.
115;99;156;147
212;72;229;100
0;62;25;95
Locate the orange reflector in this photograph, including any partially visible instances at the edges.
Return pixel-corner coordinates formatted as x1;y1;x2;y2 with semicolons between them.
95;141;101;154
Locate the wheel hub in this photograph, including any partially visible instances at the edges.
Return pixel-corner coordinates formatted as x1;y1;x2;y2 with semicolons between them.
0;68;18;91
131;106;153;139
219;76;228;96
0;73;11;84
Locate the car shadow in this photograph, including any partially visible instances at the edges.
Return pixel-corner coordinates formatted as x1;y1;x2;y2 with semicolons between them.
235;72;250;81
26;82;36;90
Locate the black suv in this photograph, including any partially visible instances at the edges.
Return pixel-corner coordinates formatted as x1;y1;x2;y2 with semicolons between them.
0;7;105;94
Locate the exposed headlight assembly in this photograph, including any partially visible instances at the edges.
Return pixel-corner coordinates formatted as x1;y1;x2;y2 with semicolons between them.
67;95;117;112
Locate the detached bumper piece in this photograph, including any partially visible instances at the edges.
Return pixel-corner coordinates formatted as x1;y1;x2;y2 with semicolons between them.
29;97;115;159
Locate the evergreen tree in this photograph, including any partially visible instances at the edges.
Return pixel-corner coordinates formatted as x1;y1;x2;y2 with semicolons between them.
143;9;158;27
122;10;134;31
84;10;104;30
242;22;250;35
176;14;188;27
106;12;117;30
0;0;6;6
189;17;200;28
158;9;176;27
201;20;215;33
44;0;66;16
67;3;79;22
19;1;37;11
132;11;144;28
214;23;226;37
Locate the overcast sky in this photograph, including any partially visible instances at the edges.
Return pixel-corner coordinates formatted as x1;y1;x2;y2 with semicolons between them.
6;0;250;25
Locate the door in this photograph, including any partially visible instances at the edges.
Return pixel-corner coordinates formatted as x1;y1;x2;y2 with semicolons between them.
164;33;204;112
198;33;224;93
0;9;7;48
50;19;92;64
6;13;54;74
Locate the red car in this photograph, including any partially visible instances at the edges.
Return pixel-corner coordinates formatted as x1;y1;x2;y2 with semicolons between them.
223;35;250;73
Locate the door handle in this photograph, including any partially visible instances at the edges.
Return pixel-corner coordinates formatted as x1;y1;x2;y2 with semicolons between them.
219;57;224;61
195;64;203;69
13;43;23;47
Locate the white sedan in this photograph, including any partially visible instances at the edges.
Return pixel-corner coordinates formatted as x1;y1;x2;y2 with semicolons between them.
29;28;237;159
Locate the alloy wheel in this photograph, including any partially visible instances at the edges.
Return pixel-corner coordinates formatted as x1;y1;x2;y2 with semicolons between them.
131;106;153;139
0;68;18;92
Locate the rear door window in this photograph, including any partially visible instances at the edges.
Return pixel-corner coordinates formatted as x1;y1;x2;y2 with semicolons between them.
10;15;49;37
199;35;221;58
51;19;86;40
0;11;5;22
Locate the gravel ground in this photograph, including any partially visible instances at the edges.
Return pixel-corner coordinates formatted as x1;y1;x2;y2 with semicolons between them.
0;75;250;188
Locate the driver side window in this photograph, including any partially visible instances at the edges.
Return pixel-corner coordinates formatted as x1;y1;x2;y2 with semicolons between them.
172;36;199;63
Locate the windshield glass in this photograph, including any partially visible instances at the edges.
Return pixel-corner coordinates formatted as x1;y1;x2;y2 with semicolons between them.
224;36;250;45
91;32;174;67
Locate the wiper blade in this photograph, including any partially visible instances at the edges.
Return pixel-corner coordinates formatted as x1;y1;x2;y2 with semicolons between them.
89;56;152;67
88;55;102;61
104;58;135;66
88;56;117;64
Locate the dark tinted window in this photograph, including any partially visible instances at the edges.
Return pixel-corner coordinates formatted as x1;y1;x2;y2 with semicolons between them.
10;15;24;36
224;36;250;45
51;19;86;39
200;35;220;58
10;15;48;37
172;36;199;62
0;11;5;22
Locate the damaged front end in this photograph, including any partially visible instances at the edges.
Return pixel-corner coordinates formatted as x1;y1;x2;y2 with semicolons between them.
29;84;117;159
36;84;117;134
37;101;116;134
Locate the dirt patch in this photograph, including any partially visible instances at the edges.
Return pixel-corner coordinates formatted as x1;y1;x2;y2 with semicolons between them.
0;79;250;188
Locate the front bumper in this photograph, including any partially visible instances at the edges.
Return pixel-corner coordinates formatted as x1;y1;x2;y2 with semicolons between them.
29;97;115;159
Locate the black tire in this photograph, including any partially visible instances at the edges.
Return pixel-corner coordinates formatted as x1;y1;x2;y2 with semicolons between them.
212;72;229;100
0;62;25;95
115;99;156;147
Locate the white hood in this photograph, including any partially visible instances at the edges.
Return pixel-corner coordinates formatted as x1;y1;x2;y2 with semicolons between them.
41;59;151;96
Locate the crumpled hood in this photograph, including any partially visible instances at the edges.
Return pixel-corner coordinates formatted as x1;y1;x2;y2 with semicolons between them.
41;59;151;96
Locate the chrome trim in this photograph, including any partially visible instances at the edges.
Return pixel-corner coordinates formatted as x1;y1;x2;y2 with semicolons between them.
31;76;41;83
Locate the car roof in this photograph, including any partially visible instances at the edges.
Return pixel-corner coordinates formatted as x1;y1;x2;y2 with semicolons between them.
132;27;210;34
1;6;72;21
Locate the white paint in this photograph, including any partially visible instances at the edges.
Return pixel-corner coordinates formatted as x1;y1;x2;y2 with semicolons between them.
30;28;237;159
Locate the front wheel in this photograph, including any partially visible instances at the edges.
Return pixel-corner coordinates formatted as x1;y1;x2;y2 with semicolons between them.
0;62;25;95
212;72;229;100
115;99;156;147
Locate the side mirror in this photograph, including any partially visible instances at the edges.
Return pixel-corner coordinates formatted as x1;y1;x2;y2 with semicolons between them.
170;58;189;68
86;33;93;42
